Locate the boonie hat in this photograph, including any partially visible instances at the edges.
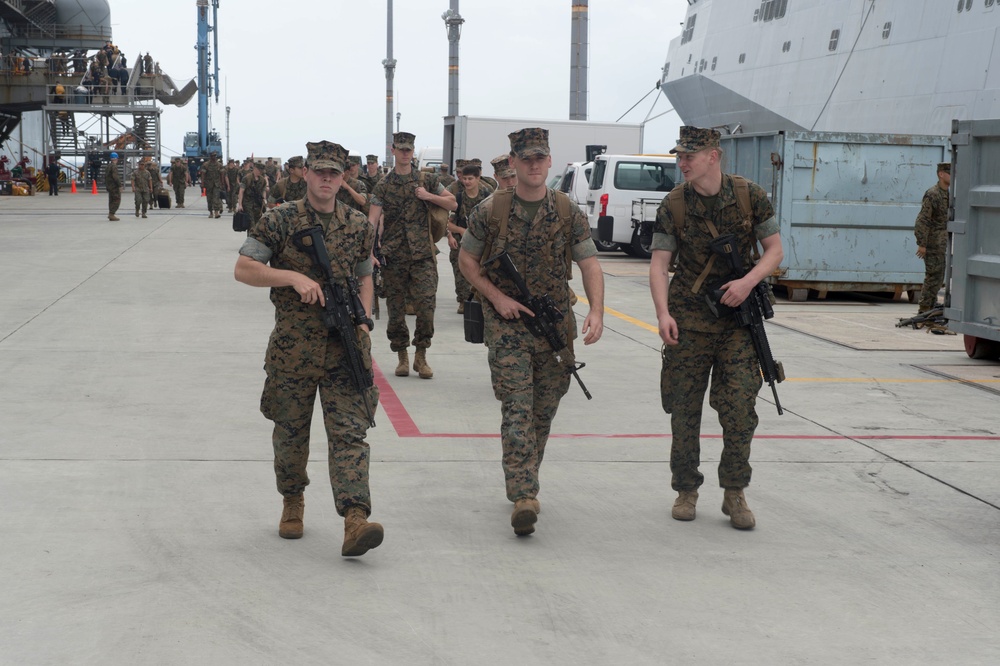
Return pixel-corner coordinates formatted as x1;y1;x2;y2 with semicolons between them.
306;140;348;173
392;132;416;150
508;128;550;159
669;126;721;154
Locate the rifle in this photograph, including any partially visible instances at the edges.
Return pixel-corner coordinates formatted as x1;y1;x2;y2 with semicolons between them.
371;219;385;320
706;234;785;415
896;306;950;333
486;251;592;399
291;226;377;427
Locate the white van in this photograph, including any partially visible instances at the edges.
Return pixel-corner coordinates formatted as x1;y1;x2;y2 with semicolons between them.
416;146;443;170
586;154;676;258
556;161;618;252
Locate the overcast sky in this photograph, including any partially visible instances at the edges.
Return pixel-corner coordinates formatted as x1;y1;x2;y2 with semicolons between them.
111;1;687;165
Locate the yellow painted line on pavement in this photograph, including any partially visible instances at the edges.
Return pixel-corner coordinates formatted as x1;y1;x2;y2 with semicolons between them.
577;297;1000;385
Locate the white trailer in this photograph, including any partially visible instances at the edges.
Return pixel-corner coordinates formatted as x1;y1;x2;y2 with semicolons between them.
447;115;642;178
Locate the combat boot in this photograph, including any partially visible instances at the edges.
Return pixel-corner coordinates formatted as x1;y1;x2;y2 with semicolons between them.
511;498;538;536
108;214;120;221
135;209;139;217
395;350;409;377
177;203;184;208
278;493;304;539
413;349;433;379
342;506;384;557
721;488;756;530
671;489;698;521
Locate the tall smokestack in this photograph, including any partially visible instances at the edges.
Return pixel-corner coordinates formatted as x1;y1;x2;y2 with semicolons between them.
570;0;589;120
383;0;397;167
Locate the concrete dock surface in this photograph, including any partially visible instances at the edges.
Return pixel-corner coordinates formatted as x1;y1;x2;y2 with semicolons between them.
1;192;998;665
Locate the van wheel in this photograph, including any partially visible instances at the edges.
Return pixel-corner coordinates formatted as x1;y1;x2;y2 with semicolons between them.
594;238;620;252
625;231;652;259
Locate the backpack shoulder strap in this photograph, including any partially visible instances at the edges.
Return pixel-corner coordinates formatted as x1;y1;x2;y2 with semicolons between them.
553;190;574;278
729;174;760;261
480;188;514;271
666;182;687;241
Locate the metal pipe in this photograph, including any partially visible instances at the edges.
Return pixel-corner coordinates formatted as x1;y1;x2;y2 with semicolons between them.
570;0;589;120
383;0;396;167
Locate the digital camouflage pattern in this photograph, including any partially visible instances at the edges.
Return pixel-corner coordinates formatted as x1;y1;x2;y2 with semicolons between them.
371;170;444;262
651;171;778;492
240;172;268;225
392;131;416;150
132;166;152;214
265;162;279;186
170;160;188;205
491;154;515;179
508;128;550;158
462;190;597;501
336;176;369;213
447;180;493;303
914;182;949;312
240;197;378;515
269;176;307;204
225;163;241;211
669;125;721;154
201;158;225;214
105;161;121;215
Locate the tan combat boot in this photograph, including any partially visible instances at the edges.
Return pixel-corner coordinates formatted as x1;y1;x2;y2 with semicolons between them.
278;493;304;539
413;348;433;379
108;214;120;221
722;488;756;530
671;489;699;521
395;349;409;377
511;498;539;536
342;506;384;557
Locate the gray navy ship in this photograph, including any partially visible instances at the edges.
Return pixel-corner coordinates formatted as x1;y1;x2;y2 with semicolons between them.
661;0;1000;135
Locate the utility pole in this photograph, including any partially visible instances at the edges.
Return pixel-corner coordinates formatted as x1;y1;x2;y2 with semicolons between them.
382;0;396;168
442;1;463;167
570;0;589;120
225;105;230;162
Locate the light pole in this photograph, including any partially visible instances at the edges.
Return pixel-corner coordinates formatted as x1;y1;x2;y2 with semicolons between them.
442;2;463;168
383;0;396;168
396;112;401;133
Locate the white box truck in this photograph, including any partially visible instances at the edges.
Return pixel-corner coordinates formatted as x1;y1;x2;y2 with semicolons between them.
447;115;642;181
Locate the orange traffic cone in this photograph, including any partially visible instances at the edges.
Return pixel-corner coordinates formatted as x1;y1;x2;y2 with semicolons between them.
201;187;206;197
70;180;77;194
91;180;98;195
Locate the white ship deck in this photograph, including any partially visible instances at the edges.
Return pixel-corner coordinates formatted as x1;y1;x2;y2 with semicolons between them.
1;192;998;665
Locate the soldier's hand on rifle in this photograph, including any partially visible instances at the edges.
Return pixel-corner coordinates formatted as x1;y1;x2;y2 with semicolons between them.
719;276;753;308
491;293;534;320
291;274;324;306
370;253;381;269
658;312;679;346
916;245;926;259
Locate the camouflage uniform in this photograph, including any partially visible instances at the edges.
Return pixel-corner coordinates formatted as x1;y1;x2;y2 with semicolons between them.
447;180;493;304
651;166;778;492
169;160;188;206
238;195;378;515
371;166;446;352
438;166;456;189
914;171;949;313
105;160;121;216
201;156;225;216
264;161;279;188
337;176;369;214
239;171;268;226
225;162;241;211
360;155;382;192
132;165;152;216
462;135;598;502
269;176;307;204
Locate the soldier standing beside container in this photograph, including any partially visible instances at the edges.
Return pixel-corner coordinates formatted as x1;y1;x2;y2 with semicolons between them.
233;140;383;557
105;152;121;221
458;128;605;537
368;131;457;379
169;157;191;208
648;126;784;530
201;151;225;218
131;160;152;218
914;162;951;314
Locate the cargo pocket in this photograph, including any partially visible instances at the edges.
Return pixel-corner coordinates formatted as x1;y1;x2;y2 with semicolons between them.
260;372;279;421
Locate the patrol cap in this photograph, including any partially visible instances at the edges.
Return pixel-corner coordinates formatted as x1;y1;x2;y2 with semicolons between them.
491;154;514;178
670;125;721;154
252;160;265;171
508;128;550;159
110;152;118;159
439;163;450;171
392;131;416;150
366;154;379;164
937;162;951;173
305;140;348;173
470;158;483;167
454;159;470;170
286;155;304;168
209;151;219;158
348;155;362;167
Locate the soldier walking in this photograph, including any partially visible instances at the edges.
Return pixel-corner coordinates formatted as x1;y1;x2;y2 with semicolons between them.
105;152;121;221
225;158;241;212
168;157;191;208
201;151;225;218
458;128;605;536
491;154;517;189
131;160;152;218
447;161;493;313
914;162;950;314
268;155;307;206
337;155;368;213
359;154;381;192
234;140;383;557
648;126;784;530
368;132;457;379
237;161;269;228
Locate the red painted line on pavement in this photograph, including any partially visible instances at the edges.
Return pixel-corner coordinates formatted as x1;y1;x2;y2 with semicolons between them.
373;362;1000;442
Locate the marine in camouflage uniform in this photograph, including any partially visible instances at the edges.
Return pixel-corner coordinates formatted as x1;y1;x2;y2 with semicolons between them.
201;152;226;218
468;158;497;192
491;153;518;190
914;163;951;314
131;161;152;218
268;155;307;206
237;162;269;228
234;140;384;557
649;126;784;530
169;157;190;208
264;159;279;188
437;164;456;188
225;159;241;211
447;163;494;310
105;153;122;220
359;154;382;192
368;131;457;379
459;128;605;536
337;155;369;214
